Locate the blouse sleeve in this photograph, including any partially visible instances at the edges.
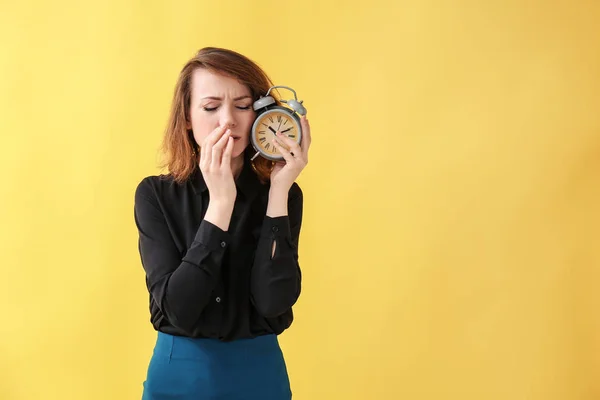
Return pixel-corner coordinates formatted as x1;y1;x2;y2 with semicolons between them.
250;183;303;318
134;177;229;335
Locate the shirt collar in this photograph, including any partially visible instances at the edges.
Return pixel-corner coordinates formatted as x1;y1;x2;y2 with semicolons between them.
191;148;263;199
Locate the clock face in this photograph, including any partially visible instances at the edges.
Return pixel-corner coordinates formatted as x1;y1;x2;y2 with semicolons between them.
251;108;301;160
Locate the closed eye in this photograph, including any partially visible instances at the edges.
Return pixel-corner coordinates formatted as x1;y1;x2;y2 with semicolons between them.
202;105;252;112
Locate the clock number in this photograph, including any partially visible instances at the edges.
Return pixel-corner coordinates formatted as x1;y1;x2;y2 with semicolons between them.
262;123;269;128
259;137;266;143
265;143;270;150
269;116;274;123
288;134;296;138
259;130;266;135
277;115;282;123
283;119;288;125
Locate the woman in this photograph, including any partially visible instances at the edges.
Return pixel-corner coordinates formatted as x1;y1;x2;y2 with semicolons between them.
134;47;311;399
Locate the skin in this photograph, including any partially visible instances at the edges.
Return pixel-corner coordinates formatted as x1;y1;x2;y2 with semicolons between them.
187;68;312;239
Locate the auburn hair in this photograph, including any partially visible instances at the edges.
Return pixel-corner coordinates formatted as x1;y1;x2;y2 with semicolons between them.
159;47;277;184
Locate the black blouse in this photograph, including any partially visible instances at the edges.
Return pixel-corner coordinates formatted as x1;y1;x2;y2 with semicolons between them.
133;151;303;341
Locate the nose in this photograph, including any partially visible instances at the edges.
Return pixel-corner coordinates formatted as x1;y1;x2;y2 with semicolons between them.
220;106;237;130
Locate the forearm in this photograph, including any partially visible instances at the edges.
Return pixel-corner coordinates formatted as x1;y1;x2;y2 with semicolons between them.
252;185;303;318
266;186;289;217
250;215;301;318
204;199;235;231
158;255;222;333
144;219;229;334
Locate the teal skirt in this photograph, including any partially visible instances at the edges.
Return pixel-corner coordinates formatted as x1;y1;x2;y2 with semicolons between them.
142;332;292;399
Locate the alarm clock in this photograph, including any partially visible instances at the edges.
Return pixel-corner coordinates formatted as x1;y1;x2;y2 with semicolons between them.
250;85;307;162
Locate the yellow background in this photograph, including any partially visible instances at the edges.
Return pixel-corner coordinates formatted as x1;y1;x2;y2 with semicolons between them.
1;0;599;399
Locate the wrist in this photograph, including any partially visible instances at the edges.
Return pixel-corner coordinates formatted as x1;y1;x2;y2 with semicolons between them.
209;197;235;210
204;199;234;231
269;182;291;195
267;188;288;217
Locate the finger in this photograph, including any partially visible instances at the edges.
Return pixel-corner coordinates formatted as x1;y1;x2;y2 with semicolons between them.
200;126;228;169
272;136;295;164
203;125;228;148
213;128;231;150
221;136;234;167
211;129;231;168
276;132;302;157
200;138;210;169
300;116;311;154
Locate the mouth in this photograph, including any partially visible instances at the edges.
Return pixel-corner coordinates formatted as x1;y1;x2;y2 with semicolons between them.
232;136;241;141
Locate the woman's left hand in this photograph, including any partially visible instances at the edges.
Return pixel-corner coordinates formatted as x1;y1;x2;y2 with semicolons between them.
270;115;311;191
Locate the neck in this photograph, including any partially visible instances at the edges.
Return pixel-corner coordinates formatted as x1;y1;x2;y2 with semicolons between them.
231;154;244;180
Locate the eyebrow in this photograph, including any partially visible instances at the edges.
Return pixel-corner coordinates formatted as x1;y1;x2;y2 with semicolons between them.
201;95;252;101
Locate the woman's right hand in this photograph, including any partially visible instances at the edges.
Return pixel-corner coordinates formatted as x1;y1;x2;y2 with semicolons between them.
199;125;236;209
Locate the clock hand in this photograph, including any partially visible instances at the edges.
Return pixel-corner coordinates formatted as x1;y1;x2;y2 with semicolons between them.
281;127;293;133
268;126;277;134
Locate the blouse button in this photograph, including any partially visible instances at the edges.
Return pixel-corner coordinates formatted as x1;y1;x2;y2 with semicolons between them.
272;226;279;233
220;241;226;248
216;297;221;303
